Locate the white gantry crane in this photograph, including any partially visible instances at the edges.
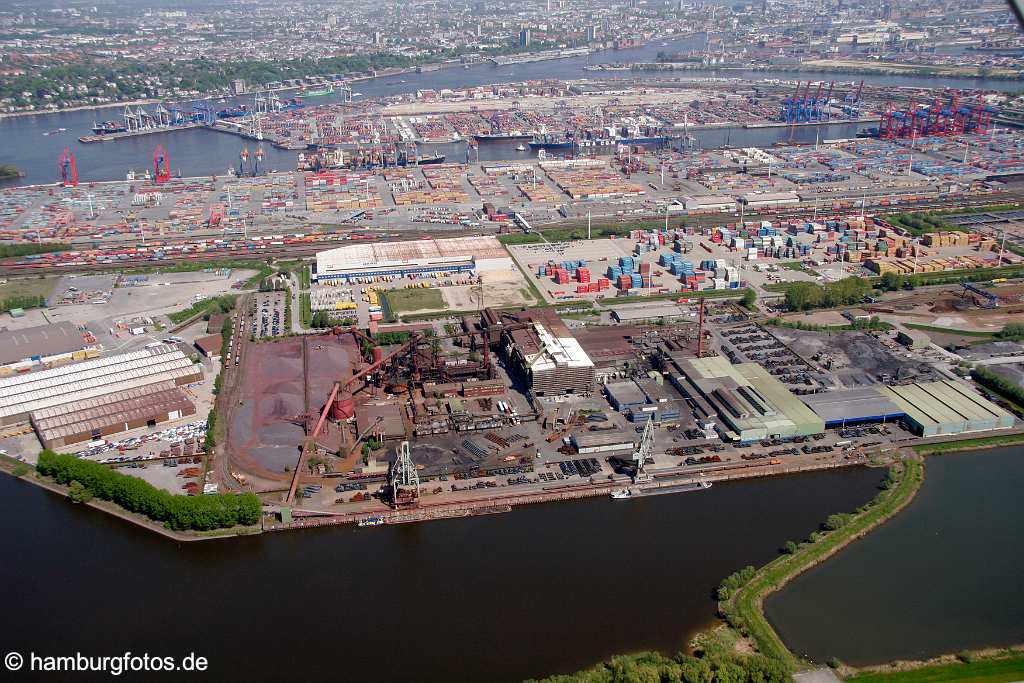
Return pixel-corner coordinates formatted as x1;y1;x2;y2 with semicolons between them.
388;441;420;506
633;416;654;484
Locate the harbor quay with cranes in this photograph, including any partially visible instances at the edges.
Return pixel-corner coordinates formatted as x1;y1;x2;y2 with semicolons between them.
5;111;1024;275
59;77;999;155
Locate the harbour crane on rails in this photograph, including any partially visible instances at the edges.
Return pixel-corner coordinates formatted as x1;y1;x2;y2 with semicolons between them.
632;416;655;484
59;148;78;187
386;441;420;508
153;144;171;184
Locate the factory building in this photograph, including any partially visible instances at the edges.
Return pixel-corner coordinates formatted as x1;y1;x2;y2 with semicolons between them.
879;381;1014;437
611;303;693;323
674;356;824;442
800;381;1013;436
314;236;513;282
605;380;648;412
492;308;595;396
31;381;196;449
0;321;98;374
800;387;905;428
0;345;202;428
737;192;800;210
682;195;735;213
571;431;635;454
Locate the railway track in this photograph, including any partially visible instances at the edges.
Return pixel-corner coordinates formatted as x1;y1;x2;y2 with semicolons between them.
0;194;1019;277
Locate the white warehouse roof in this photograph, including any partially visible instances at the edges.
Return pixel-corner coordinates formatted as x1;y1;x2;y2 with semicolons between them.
0;345;200;422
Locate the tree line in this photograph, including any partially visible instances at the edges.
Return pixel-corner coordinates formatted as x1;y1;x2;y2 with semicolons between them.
971;367;1024;407
783;276;871;312
0;243;68;258
37;450;259;531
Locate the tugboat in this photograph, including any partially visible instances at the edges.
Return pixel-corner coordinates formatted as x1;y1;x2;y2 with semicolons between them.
358;515;385;527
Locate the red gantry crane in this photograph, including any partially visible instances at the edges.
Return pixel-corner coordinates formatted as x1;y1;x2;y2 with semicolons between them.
153;144;171;183
59;148;78;187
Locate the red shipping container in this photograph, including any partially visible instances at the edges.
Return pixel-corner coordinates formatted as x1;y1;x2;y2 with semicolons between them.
576;285;588;293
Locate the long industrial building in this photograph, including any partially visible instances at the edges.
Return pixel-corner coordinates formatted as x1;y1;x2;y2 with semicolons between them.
0;345;202;428
671;356;825;442
800;380;1013;436
31;381;196;449
314;236;513;282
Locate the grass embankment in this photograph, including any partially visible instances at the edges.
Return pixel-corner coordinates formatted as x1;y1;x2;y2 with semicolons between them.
120;259;274;289
766;317;893;333
300;292;312;329
600;288;749;306
382;287;444;313
849;650;1024;683
0;242;67;258
902;323;995;339
912;433;1024;456
718;459;924;669
167;294;237;325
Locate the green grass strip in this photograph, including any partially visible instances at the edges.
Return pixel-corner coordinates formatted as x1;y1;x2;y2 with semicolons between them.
720;459;924;668
848;650;1024;683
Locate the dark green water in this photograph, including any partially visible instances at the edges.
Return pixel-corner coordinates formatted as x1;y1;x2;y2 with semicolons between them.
766;447;1024;666
0;467;883;682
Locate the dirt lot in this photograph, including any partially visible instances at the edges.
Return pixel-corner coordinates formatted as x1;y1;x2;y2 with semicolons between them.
226;332;360;479
770;327;941;387
442;269;534;310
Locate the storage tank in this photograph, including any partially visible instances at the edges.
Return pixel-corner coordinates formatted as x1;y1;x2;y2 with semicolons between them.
332;393;356;420
372;346;384;364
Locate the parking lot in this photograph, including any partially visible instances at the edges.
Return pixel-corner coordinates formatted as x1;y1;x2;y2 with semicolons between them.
252;291;286;338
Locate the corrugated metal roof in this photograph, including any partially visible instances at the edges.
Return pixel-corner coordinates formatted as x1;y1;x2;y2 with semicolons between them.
880;380;1014;432
0;346;200;420
32;381;194;441
317;236;506;273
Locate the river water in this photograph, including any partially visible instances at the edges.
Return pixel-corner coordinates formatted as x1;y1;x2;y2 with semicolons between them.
0;34;1015;187
766;447;1024;666
0;467;882;682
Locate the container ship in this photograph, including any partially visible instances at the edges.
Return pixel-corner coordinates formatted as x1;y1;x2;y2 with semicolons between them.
530;127;670;150
474;131;533;142
398;152;446;167
528;134;574;150
217;106;250;119
610;480;712;499
301;85;334;97
92;121;128;135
